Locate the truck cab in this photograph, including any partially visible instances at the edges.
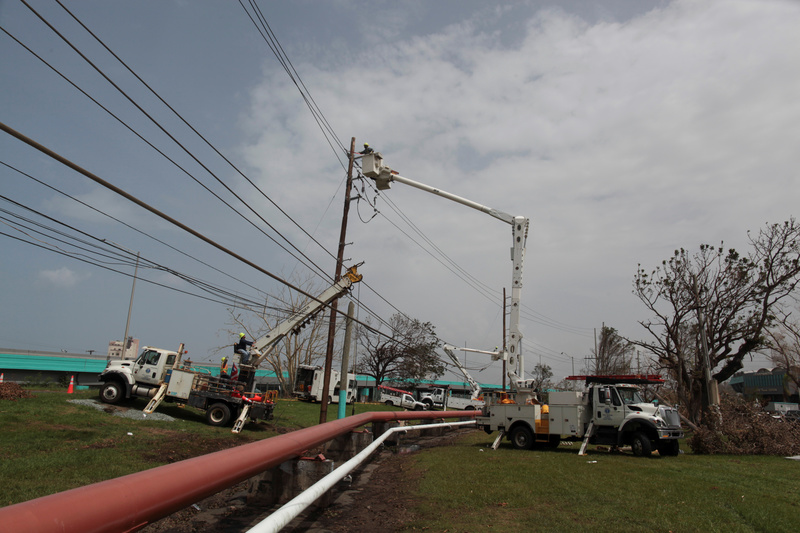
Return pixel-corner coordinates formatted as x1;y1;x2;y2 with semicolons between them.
587;382;683;456
99;346;178;403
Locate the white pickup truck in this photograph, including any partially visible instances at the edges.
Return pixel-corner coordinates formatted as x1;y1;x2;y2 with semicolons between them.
379;385;426;410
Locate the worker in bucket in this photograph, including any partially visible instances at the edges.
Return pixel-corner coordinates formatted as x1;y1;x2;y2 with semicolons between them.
235;332;253;365
358;142;374;155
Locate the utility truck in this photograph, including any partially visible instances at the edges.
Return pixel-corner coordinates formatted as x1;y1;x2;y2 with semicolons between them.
99;265;363;432
419;344;485;410
476;375;684;457
294;364;357;404
379;385;426;410
98;344;274;431
363;154;683;457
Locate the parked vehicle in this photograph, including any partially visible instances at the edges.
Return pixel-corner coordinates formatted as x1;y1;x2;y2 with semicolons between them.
419;344;485;410
379;385;426;410
476;375;684;457
99;265;363;432
99;344;274;432
294;364;357;404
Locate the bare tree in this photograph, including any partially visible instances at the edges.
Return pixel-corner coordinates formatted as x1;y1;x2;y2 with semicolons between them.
356;313;444;387
592;325;634;374
766;313;800;396
528;363;553;393
226;274;338;397
633;219;800;422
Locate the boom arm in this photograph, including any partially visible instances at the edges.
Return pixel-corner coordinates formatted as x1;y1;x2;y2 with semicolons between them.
364;153;529;389
249;266;363;368
442;344;487;399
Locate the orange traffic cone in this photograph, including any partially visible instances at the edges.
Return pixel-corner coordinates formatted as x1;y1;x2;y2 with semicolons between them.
67;375;74;394
0;373;4;384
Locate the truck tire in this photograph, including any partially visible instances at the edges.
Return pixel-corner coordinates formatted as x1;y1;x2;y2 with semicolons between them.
99;381;124;405
658;439;680;457
206;403;232;427
422;398;433;409
510;425;535;450
385;400;394;406
631;431;653;457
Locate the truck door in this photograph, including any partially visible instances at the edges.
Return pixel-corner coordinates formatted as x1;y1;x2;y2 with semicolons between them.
594;386;625;427
133;349;168;385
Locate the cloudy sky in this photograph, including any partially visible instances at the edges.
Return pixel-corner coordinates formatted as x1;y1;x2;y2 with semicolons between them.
1;0;797;385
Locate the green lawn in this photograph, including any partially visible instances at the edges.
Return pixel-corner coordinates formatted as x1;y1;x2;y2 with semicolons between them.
2;388;798;533
405;431;800;533
0;388;394;506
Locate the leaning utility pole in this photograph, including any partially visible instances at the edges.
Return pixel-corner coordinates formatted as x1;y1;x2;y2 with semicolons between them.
319;137;356;424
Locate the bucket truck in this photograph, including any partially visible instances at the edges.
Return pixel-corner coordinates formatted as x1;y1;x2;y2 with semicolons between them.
98;265;363;432
419;344;486;410
362;154;685;455
476;374;684;457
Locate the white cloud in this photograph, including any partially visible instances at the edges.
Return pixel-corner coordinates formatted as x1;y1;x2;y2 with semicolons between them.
38;267;88;289
242;0;800;380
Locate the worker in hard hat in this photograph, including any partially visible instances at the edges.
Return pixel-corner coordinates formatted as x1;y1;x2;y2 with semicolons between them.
220;356;230;379
358;142;374;155
235;332;253;365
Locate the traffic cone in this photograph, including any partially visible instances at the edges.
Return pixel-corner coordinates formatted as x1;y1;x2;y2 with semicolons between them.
67;375;74;394
0;373;4;384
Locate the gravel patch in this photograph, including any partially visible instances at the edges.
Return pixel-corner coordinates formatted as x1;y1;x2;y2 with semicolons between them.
69;399;176;422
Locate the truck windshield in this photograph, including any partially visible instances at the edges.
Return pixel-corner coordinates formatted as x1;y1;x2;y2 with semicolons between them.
617;388;644;405
137;350;160;366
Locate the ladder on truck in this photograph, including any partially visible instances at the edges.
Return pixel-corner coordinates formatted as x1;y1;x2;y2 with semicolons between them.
578;421;595;456
231;404;251;434
143;383;168;414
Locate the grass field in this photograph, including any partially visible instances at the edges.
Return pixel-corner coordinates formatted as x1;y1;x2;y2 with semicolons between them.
405;431;800;532
2;388;799;532
0;388;394;506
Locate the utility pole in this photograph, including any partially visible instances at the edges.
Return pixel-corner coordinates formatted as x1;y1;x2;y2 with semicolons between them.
338;301;355;419
319;137;356;424
122;251;140;360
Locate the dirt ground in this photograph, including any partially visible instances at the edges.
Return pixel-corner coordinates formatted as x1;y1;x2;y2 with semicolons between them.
140;428;470;533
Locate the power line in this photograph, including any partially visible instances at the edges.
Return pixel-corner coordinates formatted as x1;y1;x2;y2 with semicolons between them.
0;121;413;348
52;0;341;279
9;3;332;283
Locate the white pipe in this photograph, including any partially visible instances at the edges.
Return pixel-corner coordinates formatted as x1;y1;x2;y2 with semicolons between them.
248;420;477;533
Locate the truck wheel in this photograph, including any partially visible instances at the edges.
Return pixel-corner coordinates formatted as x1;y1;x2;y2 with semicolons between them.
422;399;433;409
100;381;124;405
510;426;535;450
631;432;653;457
385;400;394;406
206;403;232;427
658;439;680;457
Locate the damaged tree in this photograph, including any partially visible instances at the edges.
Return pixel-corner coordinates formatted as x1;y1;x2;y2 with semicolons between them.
356;313;444;387
633;219;800;423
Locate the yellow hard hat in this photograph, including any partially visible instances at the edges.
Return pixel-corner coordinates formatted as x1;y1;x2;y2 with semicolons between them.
364;143;369;147
239;332;245;338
